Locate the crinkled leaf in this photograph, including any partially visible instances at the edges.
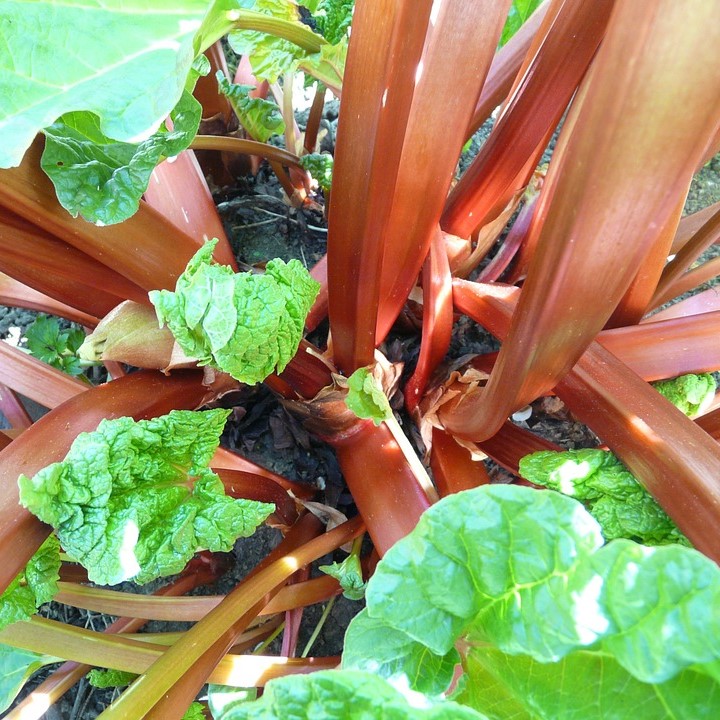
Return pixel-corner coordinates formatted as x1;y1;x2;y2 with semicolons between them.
0;0;218;168
40;55;208;225
211;670;487;719
653;372;716;417
319;553;366;600
150;240;320;385
343;610;460;697
518;448;688;545
182;703;207;720
345;367;392;425
0;643;60;714
344;485;720;710
229;0;312;82
88;668;138;688
24;315;86;376
500;0;544;46
457;646;720;720
299;152;333;192
302;0;354;44
18;410;273;585
217;73;285;143
0;536;61;631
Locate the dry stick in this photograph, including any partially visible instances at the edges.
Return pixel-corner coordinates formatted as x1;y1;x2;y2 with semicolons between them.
98;517;364;720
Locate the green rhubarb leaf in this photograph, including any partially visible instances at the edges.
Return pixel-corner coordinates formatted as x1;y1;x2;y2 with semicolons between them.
150;239;320;385
500;0;544;46
24;315;86;376
298;41;346;91
217;73;285;143
229;0;316;82
518;448;688;545
40;55;209;226
88;667;138;688
298;152;333;192
182;703;207;720
319;553;366;600
0;643;60;714
18;409;274;586
342;485;720;718
343;610;460;697
653;372;716;417
0;0;220;169
345;368;392;426
210;670;487;719
302;0;354;45
456;646;720;720
208;684;258;716
0;536;61;631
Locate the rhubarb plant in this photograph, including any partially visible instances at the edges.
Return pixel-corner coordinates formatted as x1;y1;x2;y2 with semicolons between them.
0;0;719;718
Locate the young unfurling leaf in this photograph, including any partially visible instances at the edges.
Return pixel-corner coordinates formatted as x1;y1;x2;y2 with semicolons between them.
150;240;320;385
25;315;86;376
18;410;273;586
298;152;333;192
344;367;392;426
217;72;285;143
319;552;366;600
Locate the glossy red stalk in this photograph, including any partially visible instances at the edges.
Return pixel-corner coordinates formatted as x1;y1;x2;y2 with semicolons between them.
0;207;146;314
442;1;720;441
430;428;490;496
373;0;512;343
467;0;551;136
650;204;720;308
326;0;434;373
404;227;454;412
442;0;614;240
0;272;98;327
0;142;220;293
